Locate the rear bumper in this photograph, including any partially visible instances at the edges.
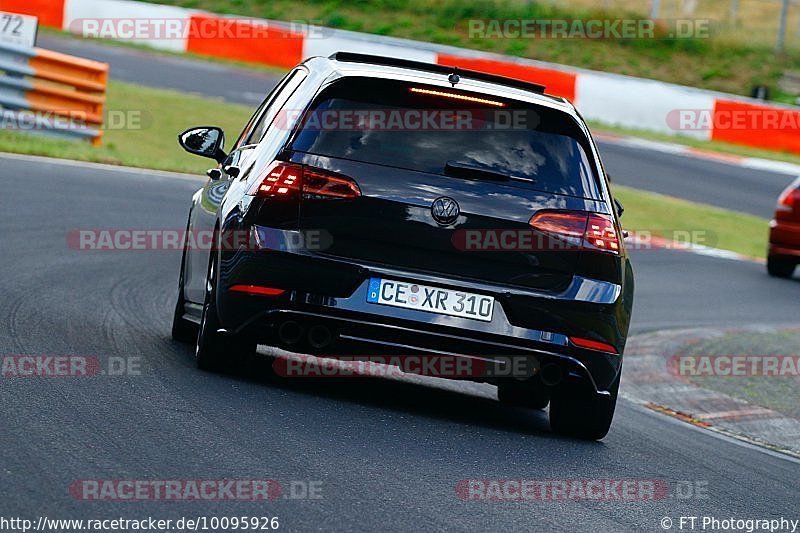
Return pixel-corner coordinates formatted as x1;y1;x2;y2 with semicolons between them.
259;309;618;395
769;219;800;258
216;227;633;392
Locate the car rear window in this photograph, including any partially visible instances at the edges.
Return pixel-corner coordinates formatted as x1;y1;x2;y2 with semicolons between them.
289;77;602;199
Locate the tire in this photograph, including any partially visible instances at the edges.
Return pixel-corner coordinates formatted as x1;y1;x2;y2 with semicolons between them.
171;293;198;343
195;252;256;373
497;379;550;409
171;216;199;343
767;255;796;278
549;373;620;440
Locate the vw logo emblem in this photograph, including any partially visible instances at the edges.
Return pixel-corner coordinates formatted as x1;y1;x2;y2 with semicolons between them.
431;196;460;225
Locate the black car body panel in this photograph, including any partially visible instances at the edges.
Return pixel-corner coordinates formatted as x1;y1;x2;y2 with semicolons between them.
177;53;634;395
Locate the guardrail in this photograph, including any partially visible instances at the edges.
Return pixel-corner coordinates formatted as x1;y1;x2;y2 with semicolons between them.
0;41;108;144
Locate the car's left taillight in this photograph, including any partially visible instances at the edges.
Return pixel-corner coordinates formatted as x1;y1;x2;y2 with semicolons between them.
247;161;361;199
777;184;800;211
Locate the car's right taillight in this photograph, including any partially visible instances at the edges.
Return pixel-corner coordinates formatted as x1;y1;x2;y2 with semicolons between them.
529;210;620;254
247;161;361;199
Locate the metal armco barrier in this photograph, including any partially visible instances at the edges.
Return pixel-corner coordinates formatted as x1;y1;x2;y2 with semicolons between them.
0;41;108;144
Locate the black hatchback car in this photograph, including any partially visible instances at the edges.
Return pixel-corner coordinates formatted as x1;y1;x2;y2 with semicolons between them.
173;52;634;439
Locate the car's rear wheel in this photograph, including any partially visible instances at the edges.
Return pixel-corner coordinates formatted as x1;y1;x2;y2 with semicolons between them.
549;373;619;440
171;215;199;343
767;255;796;278
196;253;256;372
171;258;198;343
171;296;197;343
497;379;549;409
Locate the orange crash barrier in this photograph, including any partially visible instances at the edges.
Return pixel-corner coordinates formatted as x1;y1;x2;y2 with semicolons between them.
0;41;109;144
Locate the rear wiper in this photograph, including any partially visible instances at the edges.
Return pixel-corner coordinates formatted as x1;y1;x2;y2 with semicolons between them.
443;161;535;183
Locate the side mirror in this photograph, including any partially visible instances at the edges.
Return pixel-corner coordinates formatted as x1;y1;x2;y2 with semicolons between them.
613;197;624;218
178;126;227;164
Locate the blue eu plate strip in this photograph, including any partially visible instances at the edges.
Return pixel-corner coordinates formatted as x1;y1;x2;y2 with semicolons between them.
366;278;381;303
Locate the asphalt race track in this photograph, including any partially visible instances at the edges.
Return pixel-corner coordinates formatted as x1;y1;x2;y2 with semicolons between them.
0;35;798;531
1;154;799;529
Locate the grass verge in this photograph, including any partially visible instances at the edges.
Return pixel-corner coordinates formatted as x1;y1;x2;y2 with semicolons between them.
0;79;769;259
0;80;253;174
613;185;769;259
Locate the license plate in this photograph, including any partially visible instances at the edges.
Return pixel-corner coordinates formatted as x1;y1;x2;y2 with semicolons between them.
366;278;494;322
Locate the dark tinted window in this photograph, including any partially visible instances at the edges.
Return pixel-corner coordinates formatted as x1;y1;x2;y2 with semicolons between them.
245;70;306;145
234;69;307;149
290;78;601;199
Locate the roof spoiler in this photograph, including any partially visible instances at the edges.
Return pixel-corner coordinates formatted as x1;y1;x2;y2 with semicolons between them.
329;51;546;94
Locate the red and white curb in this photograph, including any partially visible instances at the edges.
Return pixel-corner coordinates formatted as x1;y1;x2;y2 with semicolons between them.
625;231;764;264
622;328;800;458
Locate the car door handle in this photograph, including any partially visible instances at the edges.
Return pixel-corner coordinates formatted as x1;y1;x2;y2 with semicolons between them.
223;165;241;178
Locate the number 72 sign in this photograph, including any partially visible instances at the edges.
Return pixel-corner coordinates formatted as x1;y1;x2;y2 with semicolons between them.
0;11;38;48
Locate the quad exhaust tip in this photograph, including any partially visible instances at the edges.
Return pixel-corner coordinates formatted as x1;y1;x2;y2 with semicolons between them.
278;321;303;345
308;324;333;349
277;321;335;351
540;364;563;386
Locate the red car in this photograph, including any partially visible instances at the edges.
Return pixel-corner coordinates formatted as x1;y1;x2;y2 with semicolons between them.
768;176;800;278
